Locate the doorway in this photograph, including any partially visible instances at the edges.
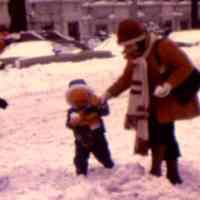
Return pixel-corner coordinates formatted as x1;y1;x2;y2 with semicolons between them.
68;21;80;40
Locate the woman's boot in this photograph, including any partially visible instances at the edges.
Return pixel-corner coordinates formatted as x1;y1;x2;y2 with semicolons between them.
166;159;183;184
150;145;165;177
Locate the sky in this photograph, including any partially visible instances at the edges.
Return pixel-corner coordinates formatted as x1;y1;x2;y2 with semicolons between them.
0;33;200;200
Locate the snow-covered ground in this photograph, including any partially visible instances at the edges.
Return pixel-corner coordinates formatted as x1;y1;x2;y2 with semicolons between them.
168;30;200;67
169;30;200;45
0;40;81;59
0;34;200;200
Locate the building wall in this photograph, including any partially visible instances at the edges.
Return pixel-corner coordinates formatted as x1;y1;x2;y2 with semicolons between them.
138;1;162;23
0;0;199;39
81;1;136;41
0;0;10;28
26;0;84;40
61;1;83;38
26;0;137;41
138;1;193;31
176;1;191;29
26;1;62;31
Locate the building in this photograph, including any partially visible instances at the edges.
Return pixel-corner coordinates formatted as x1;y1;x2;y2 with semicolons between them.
0;0;199;41
137;1;192;31
0;0;10;28
26;0;136;42
81;0;136;41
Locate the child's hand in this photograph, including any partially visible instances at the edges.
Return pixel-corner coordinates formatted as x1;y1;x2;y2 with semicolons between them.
80;112;100;126
83;113;99;121
90;95;101;107
69;113;81;127
100;92;112;104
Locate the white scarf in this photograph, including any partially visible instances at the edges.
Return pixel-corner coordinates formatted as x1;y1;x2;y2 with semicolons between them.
125;33;158;142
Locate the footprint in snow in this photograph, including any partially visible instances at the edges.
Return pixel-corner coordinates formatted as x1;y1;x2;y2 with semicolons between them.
0;176;9;192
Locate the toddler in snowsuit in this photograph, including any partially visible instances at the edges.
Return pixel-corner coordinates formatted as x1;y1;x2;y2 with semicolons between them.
66;79;114;175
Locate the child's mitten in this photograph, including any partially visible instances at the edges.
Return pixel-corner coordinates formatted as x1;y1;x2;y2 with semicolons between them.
69;112;81;127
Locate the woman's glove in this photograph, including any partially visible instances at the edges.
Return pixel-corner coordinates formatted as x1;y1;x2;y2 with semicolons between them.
153;82;172;98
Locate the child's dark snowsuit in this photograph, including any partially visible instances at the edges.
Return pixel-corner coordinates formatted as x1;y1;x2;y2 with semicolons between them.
66;102;114;175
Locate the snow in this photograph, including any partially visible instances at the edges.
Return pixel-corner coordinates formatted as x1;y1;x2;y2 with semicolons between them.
0;40;81;59
168;30;200;68
95;34;123;56
0;41;55;58
169;30;200;45
181;46;200;68
0;33;200;200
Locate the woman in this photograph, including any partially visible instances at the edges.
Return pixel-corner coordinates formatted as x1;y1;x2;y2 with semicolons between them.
101;19;199;184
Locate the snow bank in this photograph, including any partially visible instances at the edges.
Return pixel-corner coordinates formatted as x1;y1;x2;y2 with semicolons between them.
0;41;82;59
0;41;54;58
95;34;123;56
169;30;200;45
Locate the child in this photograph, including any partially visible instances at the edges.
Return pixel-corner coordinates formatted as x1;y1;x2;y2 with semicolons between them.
66;79;114;176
